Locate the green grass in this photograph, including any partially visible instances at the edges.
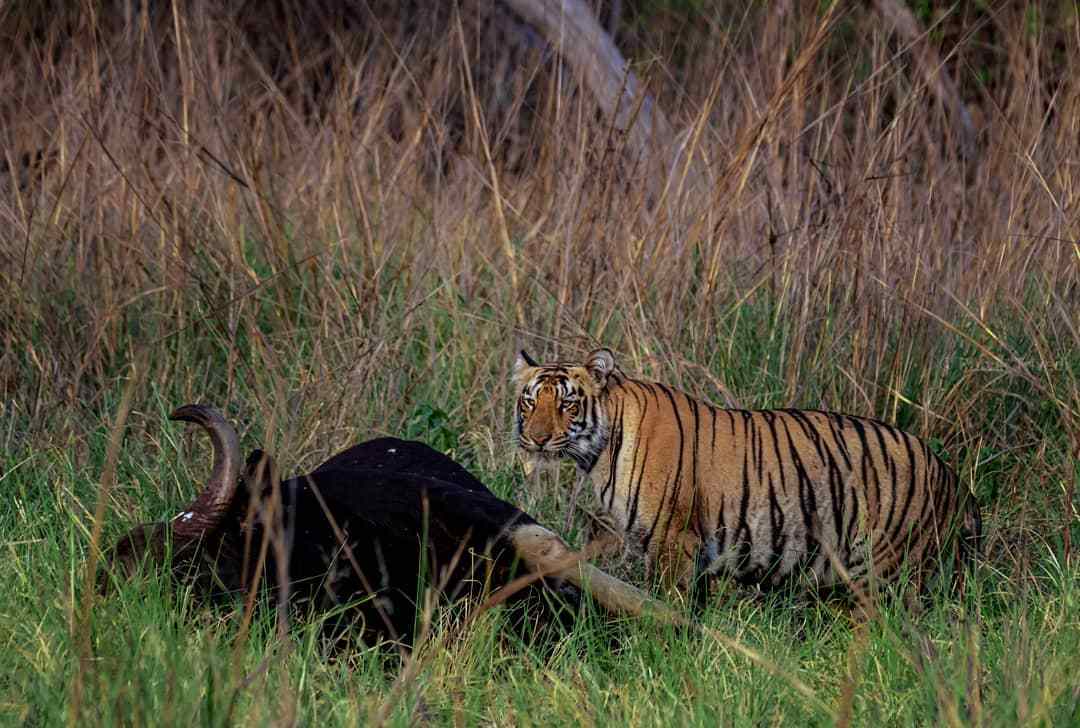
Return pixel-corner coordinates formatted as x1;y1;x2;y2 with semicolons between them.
3;498;1079;726
3;304;1077;726
2;1;1079;725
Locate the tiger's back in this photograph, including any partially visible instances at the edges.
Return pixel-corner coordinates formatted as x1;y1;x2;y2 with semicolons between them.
514;348;981;592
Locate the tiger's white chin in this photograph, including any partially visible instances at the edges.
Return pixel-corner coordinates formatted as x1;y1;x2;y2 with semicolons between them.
518;447;563;476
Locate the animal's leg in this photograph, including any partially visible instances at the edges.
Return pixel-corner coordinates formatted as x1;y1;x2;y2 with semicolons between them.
648;532;700;594
509;524;684;624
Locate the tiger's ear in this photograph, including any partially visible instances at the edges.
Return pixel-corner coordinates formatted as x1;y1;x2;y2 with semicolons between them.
513;349;539;381
585;348;615;387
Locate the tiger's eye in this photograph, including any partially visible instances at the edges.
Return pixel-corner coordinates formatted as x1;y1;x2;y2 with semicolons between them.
565;402;580;416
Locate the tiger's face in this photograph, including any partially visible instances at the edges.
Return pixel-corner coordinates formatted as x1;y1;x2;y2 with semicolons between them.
512;348;615;472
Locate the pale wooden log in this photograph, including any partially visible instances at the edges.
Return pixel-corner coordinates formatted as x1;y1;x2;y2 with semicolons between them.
501;0;675;167
872;0;976;158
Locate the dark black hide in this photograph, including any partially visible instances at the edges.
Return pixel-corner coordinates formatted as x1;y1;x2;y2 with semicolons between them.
114;440;578;649
275;459;572;646
312;437;492;495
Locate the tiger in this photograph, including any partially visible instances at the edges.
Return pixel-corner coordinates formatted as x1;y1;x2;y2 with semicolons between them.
512;347;982;596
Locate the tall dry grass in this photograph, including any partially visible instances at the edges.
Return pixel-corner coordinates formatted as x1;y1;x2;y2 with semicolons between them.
3;0;1075;516
0;1;1078;723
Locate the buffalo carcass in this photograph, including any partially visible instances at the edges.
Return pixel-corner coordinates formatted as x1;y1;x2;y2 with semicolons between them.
101;405;673;647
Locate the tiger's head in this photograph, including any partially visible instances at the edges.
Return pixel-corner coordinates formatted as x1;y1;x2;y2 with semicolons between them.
512;348;615;473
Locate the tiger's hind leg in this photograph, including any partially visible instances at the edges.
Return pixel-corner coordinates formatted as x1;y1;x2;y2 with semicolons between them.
845;562;929;623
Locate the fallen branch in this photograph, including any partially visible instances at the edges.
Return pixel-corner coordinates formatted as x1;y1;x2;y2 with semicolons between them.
871;0;976;158
502;0;675;169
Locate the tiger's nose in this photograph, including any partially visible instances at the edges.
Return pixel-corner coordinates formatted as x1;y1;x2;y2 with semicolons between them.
532;433;551;446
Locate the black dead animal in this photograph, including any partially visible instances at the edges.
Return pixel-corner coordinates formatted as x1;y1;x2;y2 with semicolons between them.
101;405;674;647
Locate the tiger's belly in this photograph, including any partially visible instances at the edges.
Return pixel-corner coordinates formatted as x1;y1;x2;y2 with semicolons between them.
701;517;865;589
697;472;876;590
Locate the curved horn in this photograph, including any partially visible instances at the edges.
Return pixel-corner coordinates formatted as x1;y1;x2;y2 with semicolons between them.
168;404;241;540
510;524;687;626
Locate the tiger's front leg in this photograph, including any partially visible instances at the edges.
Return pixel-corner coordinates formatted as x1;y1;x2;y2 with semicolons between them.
582;529;624;561
645;531;703;596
